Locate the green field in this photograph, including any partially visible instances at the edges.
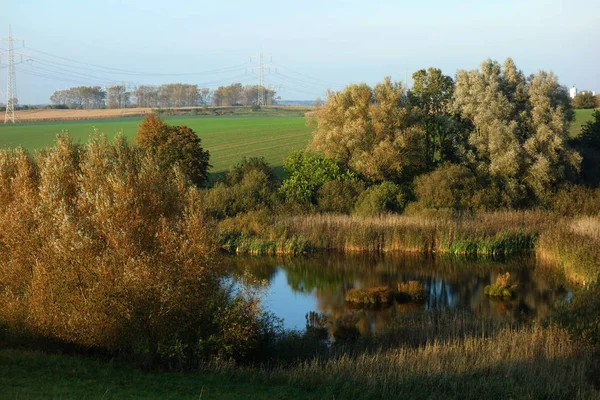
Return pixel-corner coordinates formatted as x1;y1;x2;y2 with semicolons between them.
570;108;598;138
0;109;594;179
0;116;314;178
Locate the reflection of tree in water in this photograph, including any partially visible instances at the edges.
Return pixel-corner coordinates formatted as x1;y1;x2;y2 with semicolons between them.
234;253;570;333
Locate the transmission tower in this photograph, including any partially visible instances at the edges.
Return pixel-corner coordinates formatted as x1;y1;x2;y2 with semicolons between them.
249;50;273;106
1;26;26;124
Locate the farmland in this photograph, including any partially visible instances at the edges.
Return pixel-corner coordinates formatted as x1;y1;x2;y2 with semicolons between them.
0;108;592;179
0;115;314;177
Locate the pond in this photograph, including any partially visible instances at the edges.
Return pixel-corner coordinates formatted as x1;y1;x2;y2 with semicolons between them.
227;253;570;332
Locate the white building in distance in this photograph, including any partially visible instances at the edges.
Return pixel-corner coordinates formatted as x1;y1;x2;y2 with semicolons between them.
569;86;578;99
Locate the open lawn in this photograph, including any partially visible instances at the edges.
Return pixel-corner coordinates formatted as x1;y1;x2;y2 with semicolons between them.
0;116;314;178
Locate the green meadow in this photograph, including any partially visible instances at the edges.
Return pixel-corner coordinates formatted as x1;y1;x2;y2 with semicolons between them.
570;108;598;138
0;116;314;177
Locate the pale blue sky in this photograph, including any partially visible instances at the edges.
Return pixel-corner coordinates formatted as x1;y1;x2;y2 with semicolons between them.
1;0;598;103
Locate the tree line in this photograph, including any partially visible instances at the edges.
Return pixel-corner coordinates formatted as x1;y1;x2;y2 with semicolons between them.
49;83;277;109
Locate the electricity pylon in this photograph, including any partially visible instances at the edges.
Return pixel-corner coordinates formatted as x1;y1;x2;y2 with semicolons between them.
1;26;26;124
249;50;273;106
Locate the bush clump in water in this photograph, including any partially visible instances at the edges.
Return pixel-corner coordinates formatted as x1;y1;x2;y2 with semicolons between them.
484;272;517;298
345;286;395;305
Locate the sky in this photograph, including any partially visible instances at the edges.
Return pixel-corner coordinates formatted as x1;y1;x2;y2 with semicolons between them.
0;0;598;104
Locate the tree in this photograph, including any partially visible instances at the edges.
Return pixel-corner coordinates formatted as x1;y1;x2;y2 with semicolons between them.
408;68;465;167
453;58;580;205
310;77;425;183
573;92;597;109
571;110;600;186
279;151;356;204
135;114;211;186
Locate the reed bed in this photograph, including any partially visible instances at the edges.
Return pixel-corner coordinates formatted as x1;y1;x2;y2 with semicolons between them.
240;311;598;400
537;216;600;286
227;211;551;256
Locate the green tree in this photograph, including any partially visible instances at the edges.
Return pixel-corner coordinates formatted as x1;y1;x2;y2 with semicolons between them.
573;92;597;109
135;114;211;186
409;68;465;167
310;77;425;183
279;151;356;205
453;58;580;206
571;110;600;186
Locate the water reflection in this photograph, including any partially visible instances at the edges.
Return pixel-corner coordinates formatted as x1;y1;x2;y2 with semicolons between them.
227;253;569;331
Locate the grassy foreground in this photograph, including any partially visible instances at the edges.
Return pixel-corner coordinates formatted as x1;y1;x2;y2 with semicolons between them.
0;115;313;176
0;348;313;400
2;312;599;400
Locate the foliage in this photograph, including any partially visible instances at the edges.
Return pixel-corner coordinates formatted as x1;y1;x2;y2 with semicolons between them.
573;92;598;109
345;287;394;305
311;77;425;183
135;113;211;186
202;158;277;219
414;163;478;210
571;110;600;186
353;181;406;217
409;68;467;167
279;151;356;205
552;185;600;216
454;58;580;206
484;272;517;297
317;179;365;214
0;133;272;367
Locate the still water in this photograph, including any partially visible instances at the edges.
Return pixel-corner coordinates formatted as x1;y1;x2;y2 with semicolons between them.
228;253;570;332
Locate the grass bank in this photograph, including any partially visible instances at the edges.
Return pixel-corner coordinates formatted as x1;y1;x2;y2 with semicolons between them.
2;311;598;400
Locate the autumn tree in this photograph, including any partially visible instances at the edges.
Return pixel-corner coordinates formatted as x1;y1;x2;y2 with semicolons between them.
310;77;425;183
453;58;580;205
135;114;211;186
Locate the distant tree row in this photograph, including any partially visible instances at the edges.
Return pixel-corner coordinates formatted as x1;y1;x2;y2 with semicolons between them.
50;83;278;109
572;91;599;109
212;84;277;106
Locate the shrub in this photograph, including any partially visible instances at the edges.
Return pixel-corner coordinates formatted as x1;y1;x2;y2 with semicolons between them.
251;104;261;112
484;272;517;298
135;113;211;187
353;181;406;217
0;133;271;367
317;179;365;214
279;151;356;205
345;287;395;305
552;185;600;216
414;164;478;210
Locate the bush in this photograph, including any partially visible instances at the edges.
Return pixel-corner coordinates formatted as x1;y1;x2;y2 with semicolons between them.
251;104;261;112
345;287;394;305
552;185;600;216
353;181;406;217
201;158;277;219
135;113;211;187
414;164;478;210
484;272;517;298
0;133;272;368
279;151;356;205
317;179;365;214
